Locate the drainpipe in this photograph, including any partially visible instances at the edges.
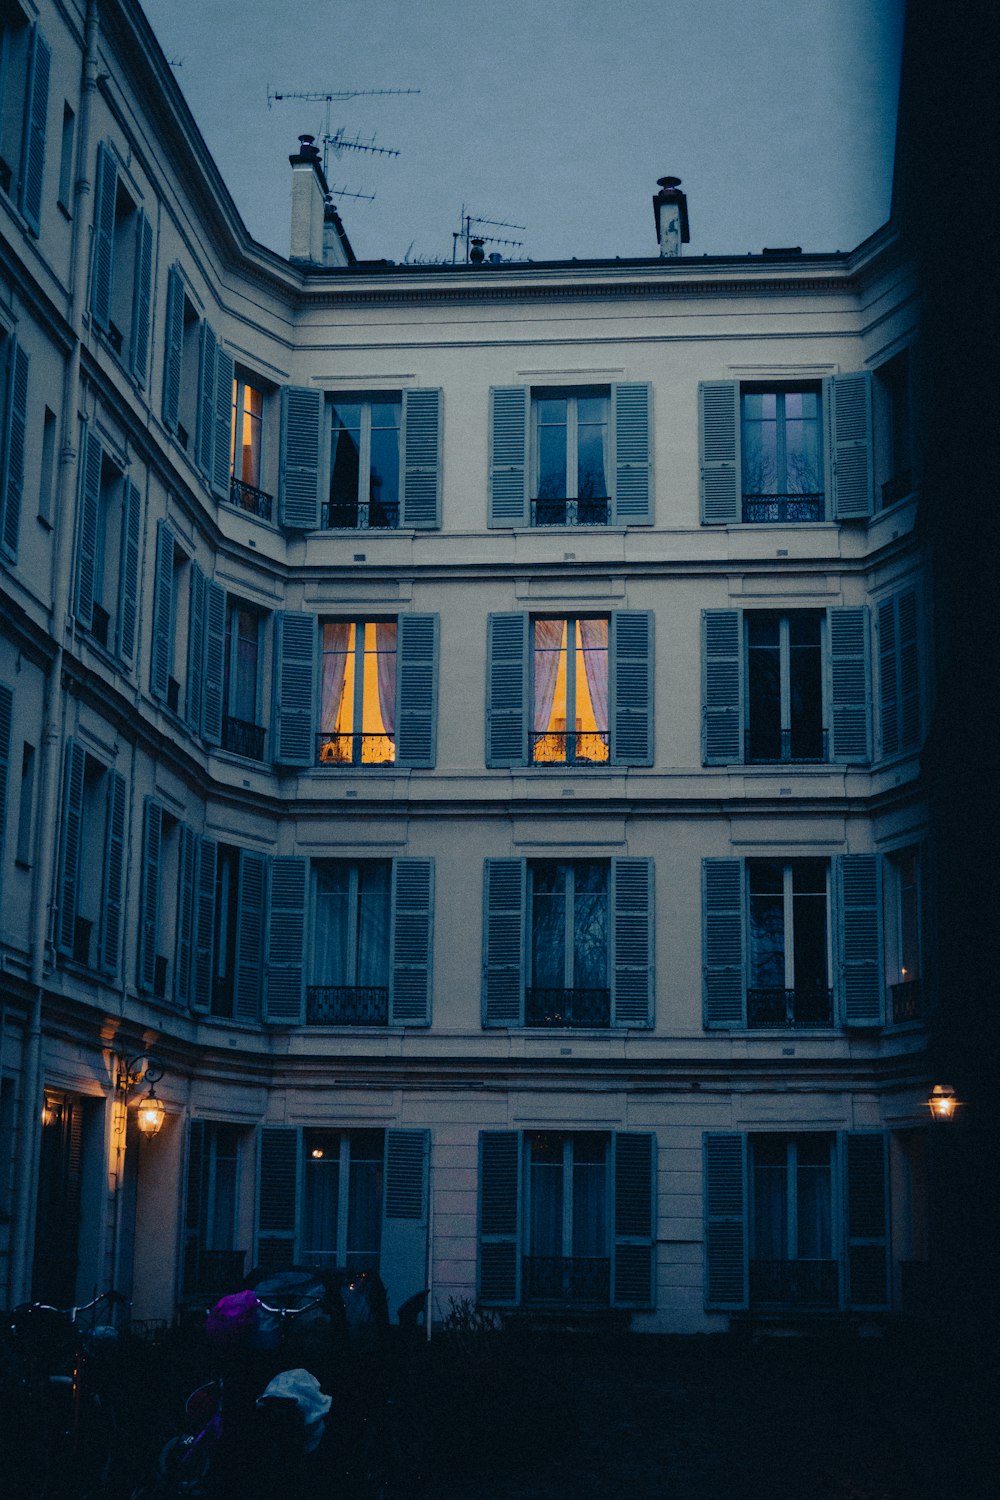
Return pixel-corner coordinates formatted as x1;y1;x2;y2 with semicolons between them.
11;0;101;1304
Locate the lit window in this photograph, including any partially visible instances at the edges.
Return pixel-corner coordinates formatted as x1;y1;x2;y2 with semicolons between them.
301;1129;384;1276
319;620;396;765
533;392;609;525
325;399;401;529
741;386;823;522
532;617;609;764
231;378;264;489
747;858;831;1026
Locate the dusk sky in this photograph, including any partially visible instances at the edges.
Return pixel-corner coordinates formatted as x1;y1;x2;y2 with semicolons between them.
140;0;905;265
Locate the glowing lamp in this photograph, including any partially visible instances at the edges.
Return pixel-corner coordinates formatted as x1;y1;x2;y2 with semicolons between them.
927;1084;959;1122
136;1087;165;1136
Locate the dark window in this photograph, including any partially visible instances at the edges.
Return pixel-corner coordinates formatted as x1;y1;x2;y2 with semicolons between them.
527;861;609;1026
15;739;34;865
0;3;30;199
222;600;265;757
741;385;823;522
747;858;831;1026
750;1134;836;1307
524;1132;610;1305
57;102;73;211
746;611;824;762
325;398;400;529
886;847;923;1021
873;351;912;508
211;845;240;1018
309;861;391;1025
301;1129;384;1275
532;617;609;764
38;406;56;525
532;390;609;525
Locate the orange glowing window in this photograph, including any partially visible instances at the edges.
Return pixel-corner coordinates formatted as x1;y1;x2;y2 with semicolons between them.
532;618;609;764
319;621;397;765
230;378;264;487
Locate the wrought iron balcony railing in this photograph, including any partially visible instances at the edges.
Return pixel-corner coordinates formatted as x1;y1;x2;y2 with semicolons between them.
525;987;611;1027
742;493;824;523
746;986;833;1027
228;477;274;522
891;977;924;1023
321;499;400;530
531;730;610;765
222;716;266;761
746;727;829;764
749;1258;838;1307
183;1247;247;1297
522;1256;611;1306
531;496;610;526
306;985;389;1025
317;732;395;766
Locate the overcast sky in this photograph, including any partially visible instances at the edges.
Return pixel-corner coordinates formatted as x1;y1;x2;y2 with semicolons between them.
140;0;905;265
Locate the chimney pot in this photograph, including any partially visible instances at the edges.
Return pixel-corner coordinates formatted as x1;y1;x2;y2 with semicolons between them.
653;174;690;257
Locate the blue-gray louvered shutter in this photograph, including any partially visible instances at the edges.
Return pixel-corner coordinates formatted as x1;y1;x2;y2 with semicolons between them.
478;1131;520;1306
380;1129;430;1321
0;686;12;870
202;580;226;746
486;613;528;767
279;386;322;529
18;26;50;235
137;798;162;993
396;613;438;767
162;267;184;432
56;740;85;954
234;849;267;1021
702;857;744;1028
116;478;141;665
836;853;882;1026
175;823;196;1006
196;324;217;478
826;372;873;520
699;381;741;523
264;856;306;1025
186;564;205;735
702;610;742;764
272;612;316;766
389;858;433;1025
877;587;920;758
257;1127;299;1272
613;1133;656;1307
212;347;234;500
90;142;116;330
400;388;441;528
844;1132;889;1308
704;1133;748;1309
192;837;217;1013
612;857;653;1027
129;211;153;383
828;607;871;763
482;858;525;1026
74;428;102;629
488;387;528;527
612;382;652;523
611;610;653;765
100;770;126;975
0;335;28;562
149;520;174;701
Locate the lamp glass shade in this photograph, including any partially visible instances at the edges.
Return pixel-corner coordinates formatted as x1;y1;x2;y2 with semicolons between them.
136;1092;165;1136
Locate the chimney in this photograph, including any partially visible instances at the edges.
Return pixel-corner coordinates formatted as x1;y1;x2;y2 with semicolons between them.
289;135;327;264
653;176;690;257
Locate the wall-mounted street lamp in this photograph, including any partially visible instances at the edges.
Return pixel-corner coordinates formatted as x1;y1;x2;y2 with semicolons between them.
927;1083;960;1122
116;1054;166;1138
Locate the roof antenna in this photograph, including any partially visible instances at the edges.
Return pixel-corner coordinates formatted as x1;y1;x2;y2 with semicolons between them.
268;85;420;186
451;206;525;264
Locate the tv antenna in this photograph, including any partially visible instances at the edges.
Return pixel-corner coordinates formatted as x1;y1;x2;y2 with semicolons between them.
268;86;420;180
452;206;525;264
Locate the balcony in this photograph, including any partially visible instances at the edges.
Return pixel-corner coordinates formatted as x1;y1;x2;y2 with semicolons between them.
891;977;924;1023
742;493;824;523
531;730;610;765
746;986;833;1027
222;715;266;761
183;1248;247;1299
522;1256;611;1306
531;496;610;527
525;987;611;1028
228;477;274;523
316;732;395;767
306;985;389;1025
321;499;399;530
749;1259;838;1308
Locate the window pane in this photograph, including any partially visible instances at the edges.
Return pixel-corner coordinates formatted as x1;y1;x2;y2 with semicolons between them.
330;408;361;510
320;622;355;760
536;401;567;499
898;852;920;980
361;621;396;762
576;618;609;760
742;396;778;494
231;608;259;721
797;1137;832;1258
356;862;391;987
749;860;785;987
529;1133;563;1257
572;1156;607;1257
532;619;568;761
752;1157;787;1258
784;391;821;493
314;863;351;985
747;620;782;761
788;618;823;759
302;1131;340;1265
369;424;400;514
792;889;828;992
577;398;608;498
531;863;567;988
572;863;608;989
346;1151;383;1274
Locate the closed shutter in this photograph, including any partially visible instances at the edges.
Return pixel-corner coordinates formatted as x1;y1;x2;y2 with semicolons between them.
202;580;226;745
279;386;322;529
380;1129;430;1321
488;386;528;527
478;1131;521;1306
186;564;206;735
396;614;438;767
0;686;12;870
836;853;882;1026
0;335;28;562
272;612;317;766
90;142;116;330
702;609;742;764
843;1132;889;1308
828;606;871;763
264;856;306;1025
486;613;528;767
610;610;653;765
129;210;153;383
183;1118;207;1292
703;1133;748;1309
233;850;267;1022
613;1133;656;1307
149;520;175;702
611;857;653;1027
137;798;162;993
212;348;235;500
192;838;217;1013
74;428;103;630
18;26;50;235
400;388;442;528
175;824;197;1006
389;857;433;1025
99;770;126;976
826;372;874;520
702;857;745;1028
257;1127;299;1273
162;267;184;432
56;740;86;954
878;587;920;758
196;324;217;478
611;382;652;523
116;478;141;665
699;381;741;523
482;858;525;1026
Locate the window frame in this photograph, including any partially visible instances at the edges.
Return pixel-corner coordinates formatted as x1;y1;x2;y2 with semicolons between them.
530;615;610;767
739;381;825;523
531;386;611;526
318;617;398;768
300;1127;385;1276
744;609;827;764
323;393;402;530
745;857;833;1026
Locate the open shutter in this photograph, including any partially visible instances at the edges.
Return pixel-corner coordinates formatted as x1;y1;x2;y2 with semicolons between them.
0;686;10;869
389;858;433;1026
116;478;141;665
192;837;217;1013
129;210;153;383
400;388;441;528
185;564;206;735
149;520;175;702
488;386;528;527
212;347;235;500
99;770;126;976
611;382;652;523
611;857;653;1027
264;856;306;1025
74;428;103;629
486;612;528;767
162;267;184;432
233;850;267;1022
0;335;28;562
828;606;871;763
202;580;226;746
702;609;742;764
610;610;653;765
56;740;85;953
175;823;197;1007
257;1127;299;1273
702;857;745;1028
704;1133;748;1309
836;853;882;1027
90;142;117;330
137;798;162;993
877;587;920;758
395;613;438;767
613;1133;656;1307
826;372;874;520
843;1132;889;1308
478;1131;521;1306
196;324;217;478
699;381;741;523
380;1129;430;1321
18;26;50;235
279;386;322;529
272;612;316;766
482;858;525;1026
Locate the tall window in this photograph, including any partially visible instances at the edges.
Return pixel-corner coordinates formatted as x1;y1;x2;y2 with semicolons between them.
873;351;912;508
527;861;609;1026
532;617;609;764
747;858;831;1026
222;601;264;759
211;845;240;1018
230;377;264;491
533;392;609;525
326;398;401;529
741;386;823;522
886;847;922;1021
524;1132;610;1305
301;1129;384;1275
183;1123;243;1295
310;861;391;1025
319;620;396;765
750;1134;835;1307
746;611;824;762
